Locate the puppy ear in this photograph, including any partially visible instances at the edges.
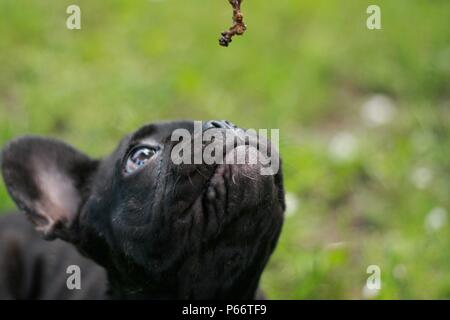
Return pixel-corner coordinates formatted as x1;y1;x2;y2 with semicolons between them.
1;136;98;240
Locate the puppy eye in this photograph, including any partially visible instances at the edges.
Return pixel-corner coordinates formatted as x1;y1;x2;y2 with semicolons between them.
124;146;158;174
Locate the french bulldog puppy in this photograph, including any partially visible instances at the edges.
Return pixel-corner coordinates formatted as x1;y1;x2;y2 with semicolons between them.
0;120;285;299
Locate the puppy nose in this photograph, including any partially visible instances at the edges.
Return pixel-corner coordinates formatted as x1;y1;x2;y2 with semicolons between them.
203;120;237;130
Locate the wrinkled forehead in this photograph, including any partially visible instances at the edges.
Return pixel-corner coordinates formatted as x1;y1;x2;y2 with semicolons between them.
130;121;195;145
93;121;196;182
112;121;194;153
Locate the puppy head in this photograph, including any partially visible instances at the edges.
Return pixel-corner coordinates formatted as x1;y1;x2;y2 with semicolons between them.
1;121;285;298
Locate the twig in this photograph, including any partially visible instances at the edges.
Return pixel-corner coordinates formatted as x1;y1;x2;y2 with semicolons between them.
219;0;247;47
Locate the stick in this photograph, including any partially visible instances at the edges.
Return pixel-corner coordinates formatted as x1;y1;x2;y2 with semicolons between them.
219;0;247;47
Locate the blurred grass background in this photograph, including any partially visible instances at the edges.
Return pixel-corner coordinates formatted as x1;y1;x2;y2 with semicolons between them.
0;0;449;299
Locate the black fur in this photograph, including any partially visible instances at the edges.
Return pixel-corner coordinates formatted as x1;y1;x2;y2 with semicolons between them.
0;120;285;299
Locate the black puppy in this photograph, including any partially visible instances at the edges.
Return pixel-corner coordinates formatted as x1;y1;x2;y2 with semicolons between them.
0;120;285;299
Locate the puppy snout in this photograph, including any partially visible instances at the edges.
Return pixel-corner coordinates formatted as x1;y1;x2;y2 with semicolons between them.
203;120;238;131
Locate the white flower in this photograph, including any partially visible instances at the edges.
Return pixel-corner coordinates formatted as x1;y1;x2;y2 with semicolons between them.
328;132;358;161
425;207;448;232
361;95;397;127
285;193;300;218
410;167;434;190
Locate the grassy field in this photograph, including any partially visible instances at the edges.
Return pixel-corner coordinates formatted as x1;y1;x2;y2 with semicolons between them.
0;0;449;299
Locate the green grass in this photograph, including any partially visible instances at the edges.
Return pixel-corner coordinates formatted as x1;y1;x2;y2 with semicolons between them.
1;0;449;299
